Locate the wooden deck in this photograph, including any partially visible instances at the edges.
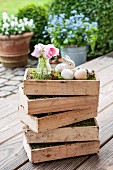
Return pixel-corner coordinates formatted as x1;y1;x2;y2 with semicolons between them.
0;54;113;170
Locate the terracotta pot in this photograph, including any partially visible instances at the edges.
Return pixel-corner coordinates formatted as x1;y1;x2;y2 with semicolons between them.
0;32;34;68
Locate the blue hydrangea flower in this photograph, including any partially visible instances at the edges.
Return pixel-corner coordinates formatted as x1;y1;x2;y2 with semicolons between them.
59;13;65;18
44;26;47;30
92;22;98;27
42;31;46;34
70;10;77;14
84;35;87;40
79;13;84;18
61;28;67;33
85;17;90;21
48;14;52;20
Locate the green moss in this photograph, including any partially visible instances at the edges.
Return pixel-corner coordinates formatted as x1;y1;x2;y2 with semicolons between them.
66;118;95;127
27;68;64;80
31;142;74;149
87;75;96;80
30;118;96;149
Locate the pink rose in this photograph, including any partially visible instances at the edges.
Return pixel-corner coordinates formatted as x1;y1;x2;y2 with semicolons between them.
31;43;45;58
44;44;59;59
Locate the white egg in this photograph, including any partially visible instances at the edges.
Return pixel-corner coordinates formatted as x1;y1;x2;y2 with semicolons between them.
61;69;74;80
74;69;87;80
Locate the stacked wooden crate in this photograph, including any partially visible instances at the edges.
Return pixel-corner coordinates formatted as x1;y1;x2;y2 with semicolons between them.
18;68;100;163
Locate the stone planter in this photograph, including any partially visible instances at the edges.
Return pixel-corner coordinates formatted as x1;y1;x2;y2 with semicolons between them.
0;32;34;68
60;46;87;66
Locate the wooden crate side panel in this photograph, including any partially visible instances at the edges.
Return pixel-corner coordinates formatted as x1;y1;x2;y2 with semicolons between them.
30;141;100;163
18;106;38;133
19;106;97;133
23;134;32;162
19;87;28;112
28;96;98;115
38;107;97;133
24;125;99;143
24;73;100;96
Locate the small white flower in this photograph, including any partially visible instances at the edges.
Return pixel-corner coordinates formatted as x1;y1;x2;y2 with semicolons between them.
15;27;18;31
14;17;18;22
19;19;23;23
11;14;15;19
23;18;28;22
3;23;10;28
22;27;25;31
10;21;15;27
14;21;18;26
2;12;8;19
5;31;9;35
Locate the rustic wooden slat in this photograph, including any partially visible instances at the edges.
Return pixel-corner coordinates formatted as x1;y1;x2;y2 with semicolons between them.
0;106;18;119
97;104;113;143
24;69;100;96
0;110;18;129
80;56;113;72
0;134;29;170
0;120;22;144
19;87;99;115
19;105;97;133
96;64;113;87
24;118;99;143
76;138;113;170
23;134;100;163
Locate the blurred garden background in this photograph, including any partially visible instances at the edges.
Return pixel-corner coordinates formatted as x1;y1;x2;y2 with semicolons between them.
0;0;113;60
0;0;50;14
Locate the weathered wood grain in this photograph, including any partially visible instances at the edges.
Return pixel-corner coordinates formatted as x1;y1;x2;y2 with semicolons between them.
23;134;100;163
24;118;99;143
76;138;113;170
0;134;28;170
23;69;100;96
19;105;97;133
19;87;99;115
0;120;22;144
80;56;113;72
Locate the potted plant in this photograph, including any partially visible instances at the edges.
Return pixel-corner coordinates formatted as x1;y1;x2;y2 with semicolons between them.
0;12;34;68
44;10;98;66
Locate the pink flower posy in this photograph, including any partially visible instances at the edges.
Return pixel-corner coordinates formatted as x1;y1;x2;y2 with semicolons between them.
31;43;59;59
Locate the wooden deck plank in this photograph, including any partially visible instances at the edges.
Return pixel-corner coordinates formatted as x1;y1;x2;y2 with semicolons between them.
0;111;18;129
0;134;28;170
0;120;22;144
80;56;113;72
1;56;113;169
98;81;113;112
76;138;113;170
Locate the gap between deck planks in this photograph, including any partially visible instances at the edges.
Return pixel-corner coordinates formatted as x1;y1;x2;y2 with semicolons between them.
0;55;113;170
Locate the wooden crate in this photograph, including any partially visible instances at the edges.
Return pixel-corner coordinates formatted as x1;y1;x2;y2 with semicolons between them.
19;87;99;115
19;105;98;133
23;68;100;96
23;134;100;163
23;118;99;143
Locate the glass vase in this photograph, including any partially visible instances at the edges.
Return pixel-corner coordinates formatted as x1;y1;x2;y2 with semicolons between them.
37;57;51;79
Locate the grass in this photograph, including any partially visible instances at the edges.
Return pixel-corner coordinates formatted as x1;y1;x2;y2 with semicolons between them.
0;0;50;15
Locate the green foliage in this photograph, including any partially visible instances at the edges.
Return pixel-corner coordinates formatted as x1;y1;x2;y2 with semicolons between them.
17;4;50;52
28;68;64;80
48;0;113;57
